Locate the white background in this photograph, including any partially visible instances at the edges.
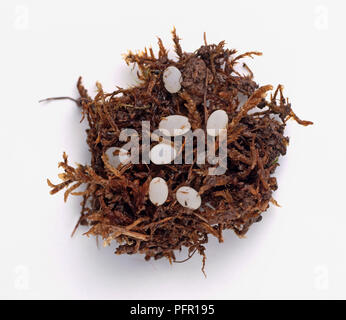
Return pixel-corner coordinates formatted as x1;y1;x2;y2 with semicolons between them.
0;0;345;299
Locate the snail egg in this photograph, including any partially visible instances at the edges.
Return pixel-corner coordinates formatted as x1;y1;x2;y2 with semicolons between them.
176;186;202;210
149;177;168;206
163;66;182;93
159;115;191;137
150;143;177;164
105;147;130;168
206;109;229;136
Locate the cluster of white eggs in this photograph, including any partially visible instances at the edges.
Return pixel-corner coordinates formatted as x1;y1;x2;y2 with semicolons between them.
106;66;229;210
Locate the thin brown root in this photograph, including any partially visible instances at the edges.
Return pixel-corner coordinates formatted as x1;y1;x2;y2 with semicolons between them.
39;96;80;104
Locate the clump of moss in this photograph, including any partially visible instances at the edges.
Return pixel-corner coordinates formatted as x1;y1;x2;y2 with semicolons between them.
46;29;312;272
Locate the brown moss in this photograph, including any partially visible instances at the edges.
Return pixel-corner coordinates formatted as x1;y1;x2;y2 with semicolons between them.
46;30;312;272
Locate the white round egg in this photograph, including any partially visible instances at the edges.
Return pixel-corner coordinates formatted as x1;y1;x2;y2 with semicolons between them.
176;186;202;210
149;177;169;206
206;109;229;136
150;143;177;164
105;147;130;168
163;66;182;93
159;115;191;137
